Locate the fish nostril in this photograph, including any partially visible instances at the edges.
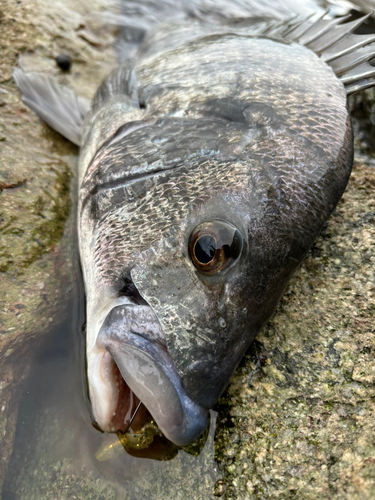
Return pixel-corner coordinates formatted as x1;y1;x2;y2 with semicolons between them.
187;360;211;375
118;275;148;305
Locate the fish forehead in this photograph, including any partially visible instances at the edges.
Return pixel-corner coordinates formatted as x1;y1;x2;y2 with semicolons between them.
80;36;347;197
135;35;348;167
136;35;346;122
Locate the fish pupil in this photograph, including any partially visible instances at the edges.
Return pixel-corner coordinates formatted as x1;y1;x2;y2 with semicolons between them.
195;236;216;264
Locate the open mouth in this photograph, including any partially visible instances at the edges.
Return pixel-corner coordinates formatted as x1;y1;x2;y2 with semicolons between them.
90;303;209;448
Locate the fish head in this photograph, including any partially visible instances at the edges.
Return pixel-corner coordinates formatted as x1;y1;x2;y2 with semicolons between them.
128;191;285;409
80;42;353;446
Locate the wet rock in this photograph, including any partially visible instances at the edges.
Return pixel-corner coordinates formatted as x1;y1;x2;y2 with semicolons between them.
215;161;375;499
3;380;221;500
0;0;117;492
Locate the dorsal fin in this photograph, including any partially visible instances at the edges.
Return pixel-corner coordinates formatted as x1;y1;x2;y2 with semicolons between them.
234;11;375;95
213;11;375;95
285;12;375;95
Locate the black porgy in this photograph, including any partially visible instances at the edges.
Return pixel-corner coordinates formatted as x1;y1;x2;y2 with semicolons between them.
13;0;375;448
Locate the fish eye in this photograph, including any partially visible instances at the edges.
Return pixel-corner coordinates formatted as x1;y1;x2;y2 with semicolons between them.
188;220;243;275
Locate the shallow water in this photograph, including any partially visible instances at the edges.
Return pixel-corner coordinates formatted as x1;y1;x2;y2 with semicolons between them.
1;257;222;500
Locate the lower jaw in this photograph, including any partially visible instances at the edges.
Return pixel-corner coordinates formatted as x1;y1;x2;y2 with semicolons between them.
93;309;209;447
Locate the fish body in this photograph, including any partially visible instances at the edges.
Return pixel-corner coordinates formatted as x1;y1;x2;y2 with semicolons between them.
79;22;352;445
13;3;375;447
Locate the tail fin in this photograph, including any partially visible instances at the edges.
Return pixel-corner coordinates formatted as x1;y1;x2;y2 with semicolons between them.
13;68;89;145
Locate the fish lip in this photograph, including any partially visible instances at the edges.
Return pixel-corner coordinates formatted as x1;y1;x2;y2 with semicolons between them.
97;304;209;446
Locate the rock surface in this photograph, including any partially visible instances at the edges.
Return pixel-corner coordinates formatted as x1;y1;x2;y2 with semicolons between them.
0;0;374;499
214;159;375;499
0;0;116;491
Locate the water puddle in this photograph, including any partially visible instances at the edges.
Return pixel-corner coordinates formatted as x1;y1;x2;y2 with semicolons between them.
1;269;222;500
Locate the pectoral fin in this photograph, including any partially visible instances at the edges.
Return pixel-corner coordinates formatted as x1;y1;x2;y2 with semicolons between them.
13;68;89;145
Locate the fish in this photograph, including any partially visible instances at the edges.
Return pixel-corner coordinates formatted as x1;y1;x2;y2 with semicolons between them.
13;1;375;448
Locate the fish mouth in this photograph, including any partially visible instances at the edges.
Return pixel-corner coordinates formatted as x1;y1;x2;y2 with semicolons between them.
92;304;208;447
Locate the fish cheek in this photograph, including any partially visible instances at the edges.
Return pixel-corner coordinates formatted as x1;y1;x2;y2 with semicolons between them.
130;233;253;407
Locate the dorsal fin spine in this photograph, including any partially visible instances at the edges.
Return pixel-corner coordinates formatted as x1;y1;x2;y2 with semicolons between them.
284;11;375;95
322;33;375;63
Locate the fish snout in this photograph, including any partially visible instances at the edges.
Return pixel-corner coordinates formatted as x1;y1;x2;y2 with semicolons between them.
96;304;209;446
130;252;249;412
